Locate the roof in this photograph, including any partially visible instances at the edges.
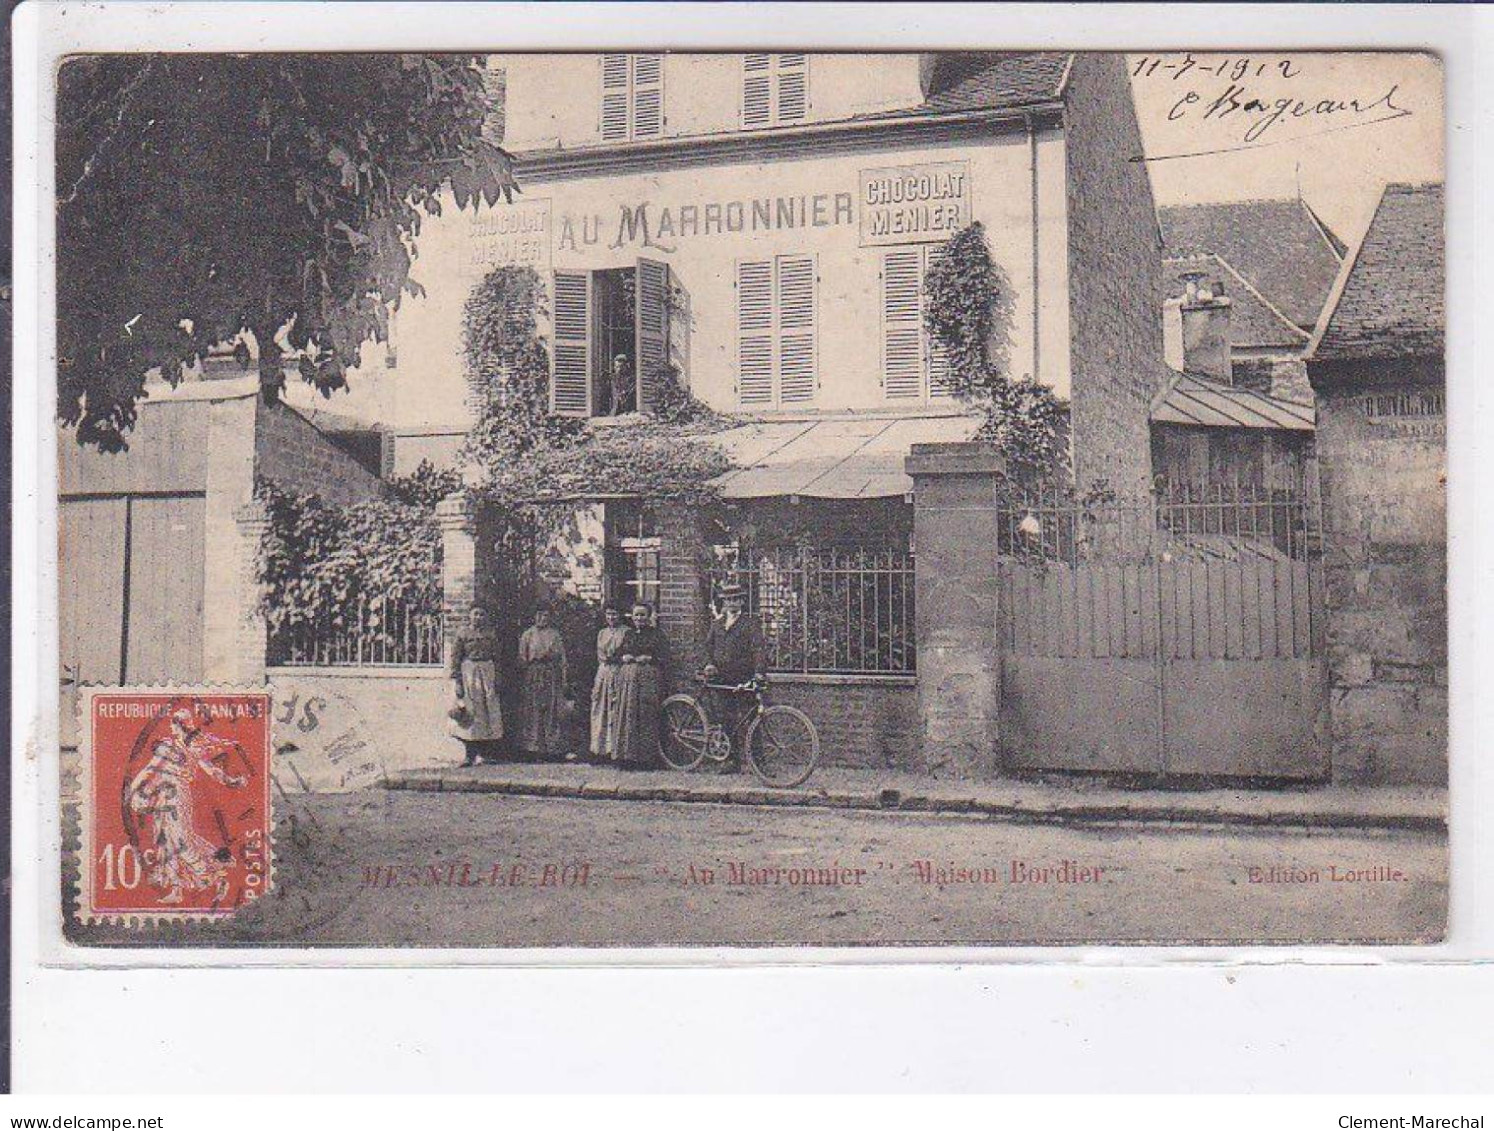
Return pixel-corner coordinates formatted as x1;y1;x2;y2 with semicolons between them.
1151;373;1315;432
1164;253;1310;352
1311;183;1445;362
709;413;983;500
1158;197;1344;332
904;53;1073;116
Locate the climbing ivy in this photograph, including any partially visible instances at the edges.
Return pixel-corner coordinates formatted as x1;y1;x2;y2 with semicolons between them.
925;221;1070;478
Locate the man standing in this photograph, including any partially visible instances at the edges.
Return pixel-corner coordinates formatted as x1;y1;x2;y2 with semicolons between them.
701;581;765;748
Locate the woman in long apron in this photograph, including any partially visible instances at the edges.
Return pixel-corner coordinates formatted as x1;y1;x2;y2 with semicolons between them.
449;606;504;767
517;605;569;758
613;602;668;768
590;607;629;762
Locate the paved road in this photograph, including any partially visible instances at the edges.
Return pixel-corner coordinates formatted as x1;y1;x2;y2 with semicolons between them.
76;789;1447;948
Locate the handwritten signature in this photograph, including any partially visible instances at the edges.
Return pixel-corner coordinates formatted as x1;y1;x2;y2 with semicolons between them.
1134;53;1412;155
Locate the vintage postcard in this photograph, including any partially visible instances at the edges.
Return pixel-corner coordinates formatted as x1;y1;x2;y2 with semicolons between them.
53;49;1446;950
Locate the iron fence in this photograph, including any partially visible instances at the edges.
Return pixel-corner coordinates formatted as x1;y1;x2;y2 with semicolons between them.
269;597;445;667
713;545;916;675
995;482;1322;565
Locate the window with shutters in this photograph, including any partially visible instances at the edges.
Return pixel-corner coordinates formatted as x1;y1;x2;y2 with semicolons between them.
741;53;809;128
600;53;664;141
736;255;817;410
550;260;680;418
880;247;953;403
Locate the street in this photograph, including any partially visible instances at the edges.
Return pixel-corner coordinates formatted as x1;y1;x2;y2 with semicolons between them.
75;788;1447;948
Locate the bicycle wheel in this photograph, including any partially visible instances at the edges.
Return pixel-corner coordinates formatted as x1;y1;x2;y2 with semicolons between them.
743;705;820;788
659;695;710;771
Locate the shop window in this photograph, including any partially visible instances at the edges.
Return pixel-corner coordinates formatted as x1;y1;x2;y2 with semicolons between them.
601;53;664;141
550;260;681;418
742;53;809;128
736;254;817;409
881;247;952;402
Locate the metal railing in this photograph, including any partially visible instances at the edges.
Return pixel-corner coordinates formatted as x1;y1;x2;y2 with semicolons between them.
995;482;1323;566
269;597;445;668
714;545;916;676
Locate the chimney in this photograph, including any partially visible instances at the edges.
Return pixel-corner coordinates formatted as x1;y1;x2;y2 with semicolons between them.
1163;270;1233;383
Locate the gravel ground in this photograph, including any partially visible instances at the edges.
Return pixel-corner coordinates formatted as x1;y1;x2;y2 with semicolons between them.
67;788;1447;949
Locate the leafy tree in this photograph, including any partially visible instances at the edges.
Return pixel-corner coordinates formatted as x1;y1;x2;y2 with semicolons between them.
57;53;515;450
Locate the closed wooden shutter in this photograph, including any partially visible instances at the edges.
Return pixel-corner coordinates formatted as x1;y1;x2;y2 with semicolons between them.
631;54;664;138
742;53;772;127
882;248;924;400
736;260;774;407
882;246;954;401
635;258;670;413
551;270;592;416
601;54;630;141
776;255;816;404
776;53;808;122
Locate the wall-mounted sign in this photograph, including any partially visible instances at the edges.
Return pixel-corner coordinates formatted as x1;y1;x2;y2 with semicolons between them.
467;198;553;275
859;161;971;246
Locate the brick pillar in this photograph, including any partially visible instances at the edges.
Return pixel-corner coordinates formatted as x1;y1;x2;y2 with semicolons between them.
906;443;1007;779
654;501;708;691
230;503;271;684
436;493;478;641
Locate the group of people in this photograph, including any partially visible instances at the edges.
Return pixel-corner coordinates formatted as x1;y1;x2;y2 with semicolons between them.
447;583;764;771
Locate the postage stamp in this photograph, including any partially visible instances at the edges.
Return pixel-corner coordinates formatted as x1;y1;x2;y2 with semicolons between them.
77;689;273;923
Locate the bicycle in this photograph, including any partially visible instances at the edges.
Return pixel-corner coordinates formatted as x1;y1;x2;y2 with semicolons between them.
659;676;821;788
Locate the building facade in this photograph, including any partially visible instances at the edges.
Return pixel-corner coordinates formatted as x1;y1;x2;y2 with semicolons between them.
1306;182;1446;785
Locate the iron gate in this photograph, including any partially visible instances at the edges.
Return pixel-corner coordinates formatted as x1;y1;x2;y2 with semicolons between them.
995;485;1329;779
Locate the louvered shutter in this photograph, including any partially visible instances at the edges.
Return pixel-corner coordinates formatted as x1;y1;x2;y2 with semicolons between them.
882;249;924;400
601;54;630;141
551;271;592;417
777;255;816;404
736;261;774;407
775;54;808;122
635;258;670;413
632;54;664;138
742;53;772;128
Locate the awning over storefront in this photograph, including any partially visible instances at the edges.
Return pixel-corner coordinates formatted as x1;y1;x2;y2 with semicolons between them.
710;413;983;500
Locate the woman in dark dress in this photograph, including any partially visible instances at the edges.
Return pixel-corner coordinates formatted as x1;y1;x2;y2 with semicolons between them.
612;602;668;768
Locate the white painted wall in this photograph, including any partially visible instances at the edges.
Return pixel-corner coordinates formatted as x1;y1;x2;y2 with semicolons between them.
373;125;1071;430
497;53;925;151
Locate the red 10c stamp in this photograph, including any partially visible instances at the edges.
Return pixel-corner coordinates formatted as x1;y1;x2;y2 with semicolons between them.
80;689;273;922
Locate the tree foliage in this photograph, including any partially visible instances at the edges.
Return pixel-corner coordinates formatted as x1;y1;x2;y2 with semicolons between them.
58;53;515;450
924;221;1069;476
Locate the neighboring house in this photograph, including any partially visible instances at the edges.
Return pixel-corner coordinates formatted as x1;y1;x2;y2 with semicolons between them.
57;377;386;744
375;51;1171;768
1159;196;1344;403
1151;271;1316;495
1305;181;1446;785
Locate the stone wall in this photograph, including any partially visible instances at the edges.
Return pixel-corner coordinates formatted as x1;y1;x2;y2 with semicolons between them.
906;443;1005;779
1063;54;1169;492
1310;358;1447;784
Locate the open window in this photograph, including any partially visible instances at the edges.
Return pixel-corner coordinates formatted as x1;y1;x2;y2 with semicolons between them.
549;258;684;418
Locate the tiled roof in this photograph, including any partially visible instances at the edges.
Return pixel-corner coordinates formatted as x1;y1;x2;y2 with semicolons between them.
1159;197;1344;332
1151;373;1315;432
1312;183;1445;361
1164;253;1310;352
864;53;1073;120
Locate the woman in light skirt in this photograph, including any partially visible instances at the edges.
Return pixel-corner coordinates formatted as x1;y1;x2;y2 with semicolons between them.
449;606;504;767
589;607;629;762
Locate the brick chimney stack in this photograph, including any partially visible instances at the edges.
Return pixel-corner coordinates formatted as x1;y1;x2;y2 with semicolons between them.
1163;270;1233;384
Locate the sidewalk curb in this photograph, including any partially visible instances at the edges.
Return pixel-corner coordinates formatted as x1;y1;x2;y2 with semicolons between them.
380;775;1446;834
